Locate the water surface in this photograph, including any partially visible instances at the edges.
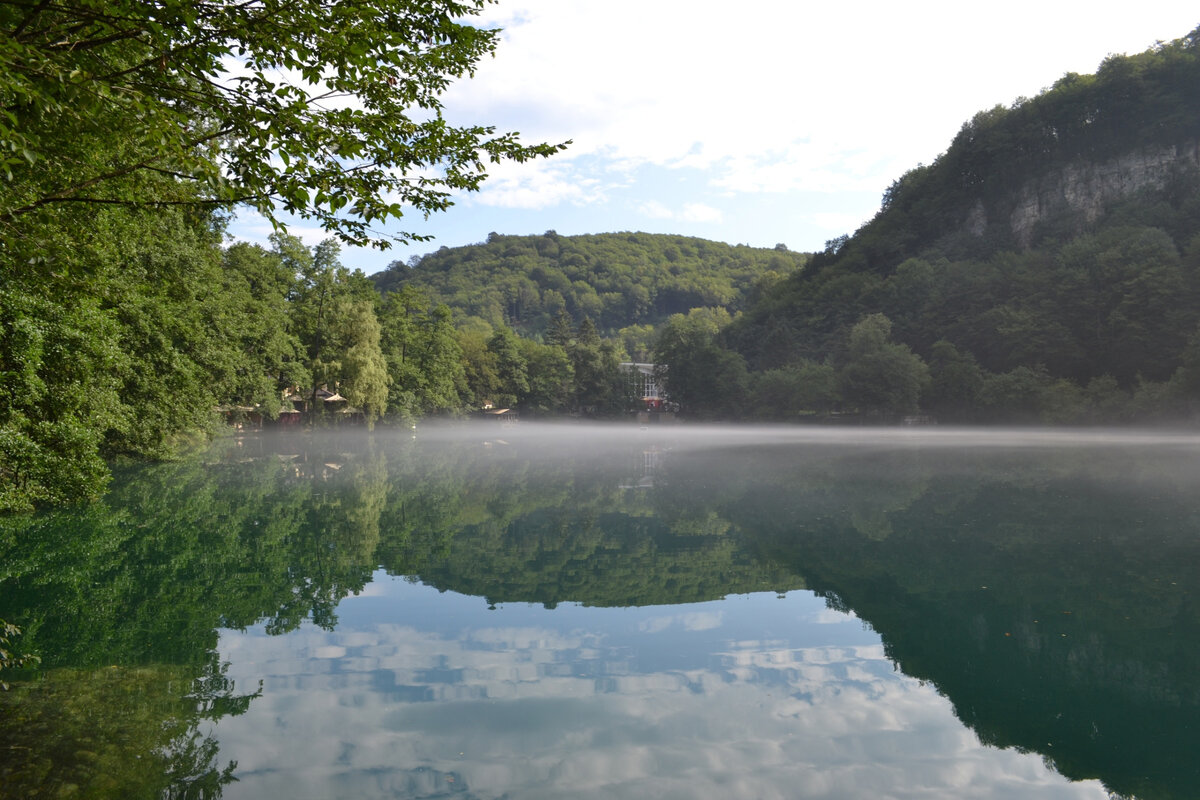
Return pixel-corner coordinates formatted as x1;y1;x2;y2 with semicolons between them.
2;424;1198;799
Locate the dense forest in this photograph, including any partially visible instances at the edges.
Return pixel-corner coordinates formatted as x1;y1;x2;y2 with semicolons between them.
704;27;1200;423
372;231;806;350
0;222;665;511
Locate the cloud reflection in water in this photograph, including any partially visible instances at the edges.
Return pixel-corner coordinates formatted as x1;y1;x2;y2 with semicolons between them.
207;575;1107;800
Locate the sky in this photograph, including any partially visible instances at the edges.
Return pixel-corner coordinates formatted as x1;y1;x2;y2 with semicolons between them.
223;1;1200;276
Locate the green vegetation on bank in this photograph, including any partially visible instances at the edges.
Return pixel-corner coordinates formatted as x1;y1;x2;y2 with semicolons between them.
1;226;652;511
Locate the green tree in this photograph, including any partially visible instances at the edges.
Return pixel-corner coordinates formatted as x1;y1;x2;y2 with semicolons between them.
0;620;39;689
0;0;566;247
287;236;340;397
837;314;930;417
457;329;500;409
486;325;529;408
0;270;125;509
379;286;426;419
575;316;601;347
285;236;378;413
1168;325;1200;413
416;305;467;414
1057;227;1191;383
926;340;984;421
339;301;389;429
100;210;230;458
977;365;1055;422
0;196;294;510
568;336;628;416
520;339;573;415
379;287;465;419
653;308;749;418
545;309;575;348
616;323;656;362
749;361;837;419
219;243;306;415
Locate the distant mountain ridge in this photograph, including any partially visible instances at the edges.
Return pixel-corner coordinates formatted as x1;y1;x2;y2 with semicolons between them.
371;231;807;337
719;26;1200;422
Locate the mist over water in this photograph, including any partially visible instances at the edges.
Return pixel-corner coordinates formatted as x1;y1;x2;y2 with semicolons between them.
380;418;1200;450
3;422;1199;799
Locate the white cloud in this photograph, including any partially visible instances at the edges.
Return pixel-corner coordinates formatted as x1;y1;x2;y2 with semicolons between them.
636;200;723;224
469;171;588;209
464;158;613;209
680;203;723;224
444;0;1200;205
638;200;674;220
638;611;723;633
811;606;860;625
812;211;875;234
225;209;333;248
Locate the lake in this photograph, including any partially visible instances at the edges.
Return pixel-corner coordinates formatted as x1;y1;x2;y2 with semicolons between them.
1;424;1198;799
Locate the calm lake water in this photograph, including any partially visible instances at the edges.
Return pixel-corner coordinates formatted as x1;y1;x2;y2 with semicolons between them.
2;424;1199;799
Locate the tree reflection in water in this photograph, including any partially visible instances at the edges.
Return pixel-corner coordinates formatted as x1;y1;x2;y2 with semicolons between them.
1;426;1197;799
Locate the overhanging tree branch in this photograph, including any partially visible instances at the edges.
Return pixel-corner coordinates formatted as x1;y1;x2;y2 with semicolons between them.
0;0;568;246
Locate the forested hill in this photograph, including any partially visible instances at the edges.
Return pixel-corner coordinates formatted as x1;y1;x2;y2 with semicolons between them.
371;232;807;336
707;27;1200;423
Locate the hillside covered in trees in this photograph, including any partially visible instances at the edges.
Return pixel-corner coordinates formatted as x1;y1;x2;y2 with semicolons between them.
661;26;1200;423
372;232;806;348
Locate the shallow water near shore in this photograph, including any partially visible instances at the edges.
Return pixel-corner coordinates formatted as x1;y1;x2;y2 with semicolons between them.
2;423;1198;799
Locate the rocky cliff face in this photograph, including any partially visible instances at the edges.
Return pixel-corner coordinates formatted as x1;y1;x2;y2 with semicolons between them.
966;141;1200;247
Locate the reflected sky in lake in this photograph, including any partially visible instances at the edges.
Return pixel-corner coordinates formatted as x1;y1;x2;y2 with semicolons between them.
209;575;1106;800
6;423;1200;799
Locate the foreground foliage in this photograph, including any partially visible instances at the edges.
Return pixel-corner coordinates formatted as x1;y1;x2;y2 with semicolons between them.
0;0;562;510
0;0;564;246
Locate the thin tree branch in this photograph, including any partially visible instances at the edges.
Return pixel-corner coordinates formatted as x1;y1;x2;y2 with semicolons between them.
9;0;51;38
0;127;233;222
47;26;148;52
19;193;260;207
141;165;206;180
